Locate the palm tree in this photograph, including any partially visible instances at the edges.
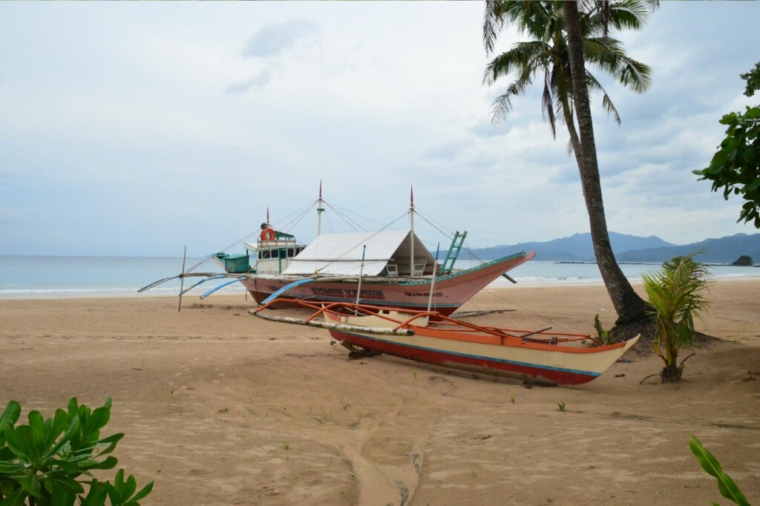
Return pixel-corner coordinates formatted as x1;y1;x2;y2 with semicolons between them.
483;0;653;325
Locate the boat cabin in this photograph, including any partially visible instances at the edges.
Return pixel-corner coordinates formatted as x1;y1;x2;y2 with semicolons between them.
245;232;305;274
213;232;305;274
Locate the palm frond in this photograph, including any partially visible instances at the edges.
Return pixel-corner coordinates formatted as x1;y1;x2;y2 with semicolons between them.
542;68;557;137
490;75;535;123
585;72;621;124
617;56;653;93
483;41;547;85
483;0;505;55
584;37;652;93
587;0;650;37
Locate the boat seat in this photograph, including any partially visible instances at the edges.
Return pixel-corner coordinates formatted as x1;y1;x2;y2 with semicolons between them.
386;263;399;276
413;260;427;276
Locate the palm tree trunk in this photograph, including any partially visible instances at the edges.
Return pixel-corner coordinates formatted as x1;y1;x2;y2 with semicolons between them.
560;94;583;169
563;1;647;325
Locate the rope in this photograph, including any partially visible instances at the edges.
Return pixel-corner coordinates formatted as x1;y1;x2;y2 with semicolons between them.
324;201;366;232
277;200;318;233
326;202;388;228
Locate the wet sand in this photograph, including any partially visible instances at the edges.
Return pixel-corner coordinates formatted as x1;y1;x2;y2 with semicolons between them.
1;280;758;505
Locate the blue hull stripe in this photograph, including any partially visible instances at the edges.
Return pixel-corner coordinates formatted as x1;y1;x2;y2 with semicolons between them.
338;330;600;378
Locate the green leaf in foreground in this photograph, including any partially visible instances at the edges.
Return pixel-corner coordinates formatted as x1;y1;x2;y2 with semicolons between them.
689;435;750;506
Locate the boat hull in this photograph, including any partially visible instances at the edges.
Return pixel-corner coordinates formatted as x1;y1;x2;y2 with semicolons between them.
241;251;535;316
325;315;637;386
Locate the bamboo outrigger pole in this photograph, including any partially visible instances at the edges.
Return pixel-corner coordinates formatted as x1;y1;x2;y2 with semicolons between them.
178;245;187;312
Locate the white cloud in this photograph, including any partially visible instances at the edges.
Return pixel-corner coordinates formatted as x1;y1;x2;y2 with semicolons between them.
225;68;274;94
241;20;319;58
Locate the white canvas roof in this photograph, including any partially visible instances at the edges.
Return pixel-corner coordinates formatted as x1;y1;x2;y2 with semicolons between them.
283;230;436;276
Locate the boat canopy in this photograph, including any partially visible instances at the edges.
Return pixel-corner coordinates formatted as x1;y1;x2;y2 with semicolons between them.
282;230;436;276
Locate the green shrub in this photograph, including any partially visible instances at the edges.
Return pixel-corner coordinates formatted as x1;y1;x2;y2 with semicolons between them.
0;397;153;505
643;254;710;382
593;314;616;346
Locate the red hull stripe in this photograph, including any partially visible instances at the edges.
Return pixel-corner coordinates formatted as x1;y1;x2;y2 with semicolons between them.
332;331;599;384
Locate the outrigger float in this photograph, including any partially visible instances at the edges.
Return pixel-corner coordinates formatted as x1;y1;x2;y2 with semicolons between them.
139;185;536;315
251;299;639;386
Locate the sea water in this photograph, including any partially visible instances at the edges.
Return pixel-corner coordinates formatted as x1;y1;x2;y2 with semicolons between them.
0;255;757;299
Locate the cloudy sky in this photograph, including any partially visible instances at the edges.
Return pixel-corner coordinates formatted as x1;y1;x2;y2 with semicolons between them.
1;2;759;257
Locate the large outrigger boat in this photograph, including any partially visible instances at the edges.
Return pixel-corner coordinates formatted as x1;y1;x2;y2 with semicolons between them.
139;186;535;315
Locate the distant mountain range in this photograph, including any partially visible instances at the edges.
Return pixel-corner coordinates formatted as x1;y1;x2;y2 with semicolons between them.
466;232;760;265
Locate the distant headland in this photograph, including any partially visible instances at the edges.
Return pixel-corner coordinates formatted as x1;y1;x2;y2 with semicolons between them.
466;232;760;265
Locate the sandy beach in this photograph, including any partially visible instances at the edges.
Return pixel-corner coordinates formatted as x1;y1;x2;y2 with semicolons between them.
1;280;759;505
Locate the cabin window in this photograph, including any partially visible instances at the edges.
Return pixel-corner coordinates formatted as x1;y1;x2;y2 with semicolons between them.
261;251;271;259
287;248;295;258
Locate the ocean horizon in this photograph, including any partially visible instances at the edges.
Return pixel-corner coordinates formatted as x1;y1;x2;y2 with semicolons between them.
1;254;758;300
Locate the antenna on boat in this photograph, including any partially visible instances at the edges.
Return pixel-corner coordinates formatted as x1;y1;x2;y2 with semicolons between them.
317;180;325;236
409;186;415;278
267;207;270;225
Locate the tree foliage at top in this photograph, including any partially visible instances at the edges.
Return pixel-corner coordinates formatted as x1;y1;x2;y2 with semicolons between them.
740;61;760;97
482;0;652;145
695;62;760;228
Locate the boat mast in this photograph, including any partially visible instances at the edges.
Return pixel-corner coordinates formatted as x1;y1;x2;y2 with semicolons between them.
409;187;415;278
317;180;325;236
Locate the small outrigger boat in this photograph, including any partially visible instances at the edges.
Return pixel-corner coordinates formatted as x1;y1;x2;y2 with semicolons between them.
252;299;639;386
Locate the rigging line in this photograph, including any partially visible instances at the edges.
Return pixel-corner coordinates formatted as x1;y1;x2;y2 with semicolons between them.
186;201;318;274
326;201;388;228
461;237;491;265
414;207;458;238
276;200;318;232
314;211;410;274
279;204;316;235
414;212;456;242
323;201;366;232
414;207;490;264
325;202;366;232
272;197;318;225
479;286;585;334
325;202;367;232
323;201;360;232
